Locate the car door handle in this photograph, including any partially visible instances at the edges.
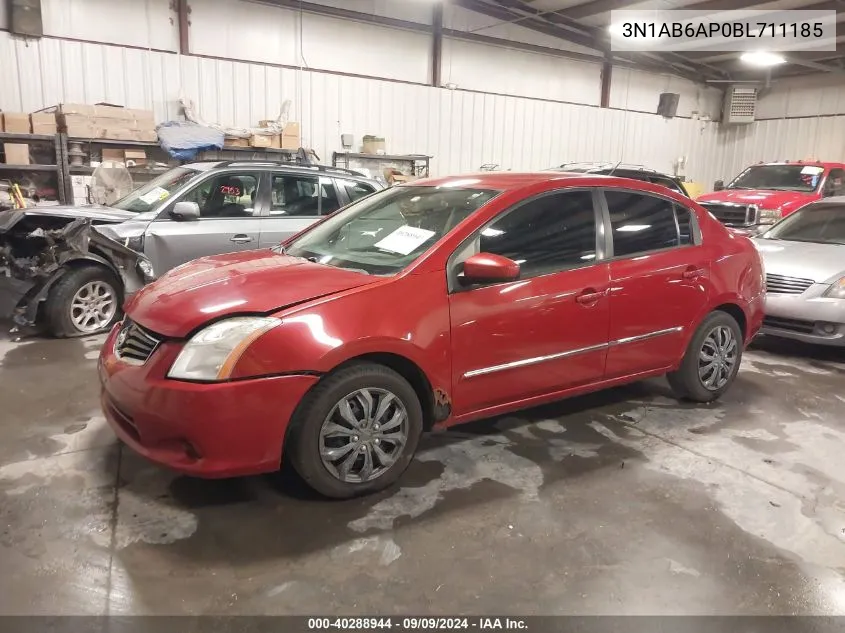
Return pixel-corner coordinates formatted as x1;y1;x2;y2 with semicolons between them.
576;288;604;305
230;234;254;244
682;266;704;280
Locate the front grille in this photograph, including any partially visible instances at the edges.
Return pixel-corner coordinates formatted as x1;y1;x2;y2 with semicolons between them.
700;203;756;226
763;316;815;334
766;273;815;295
115;319;161;364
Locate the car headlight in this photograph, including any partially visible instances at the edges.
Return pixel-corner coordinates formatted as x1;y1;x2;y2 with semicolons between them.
124;234;145;252
757;208;782;224
167;317;280;381
823;277;845;299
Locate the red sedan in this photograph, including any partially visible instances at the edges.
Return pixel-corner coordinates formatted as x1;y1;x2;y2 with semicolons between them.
99;172;765;498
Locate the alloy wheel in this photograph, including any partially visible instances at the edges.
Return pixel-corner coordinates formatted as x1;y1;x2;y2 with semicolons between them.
698;325;738;391
319;388;410;484
70;281;117;333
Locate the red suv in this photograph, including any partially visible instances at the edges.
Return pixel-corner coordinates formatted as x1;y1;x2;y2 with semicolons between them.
98;173;765;498
698;161;845;233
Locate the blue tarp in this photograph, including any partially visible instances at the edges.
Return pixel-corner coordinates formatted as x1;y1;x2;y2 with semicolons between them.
156;121;225;160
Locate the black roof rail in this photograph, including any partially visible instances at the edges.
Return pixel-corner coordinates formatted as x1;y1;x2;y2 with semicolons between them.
214;160;368;178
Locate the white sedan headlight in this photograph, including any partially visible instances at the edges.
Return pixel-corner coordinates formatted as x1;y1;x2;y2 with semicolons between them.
823;277;845;300
758;208;782;224
168;317;280;381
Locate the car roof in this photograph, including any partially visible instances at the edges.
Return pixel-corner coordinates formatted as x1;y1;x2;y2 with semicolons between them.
408;171;664;192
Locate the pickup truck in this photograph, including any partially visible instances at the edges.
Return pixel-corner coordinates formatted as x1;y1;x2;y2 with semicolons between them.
697;161;845;234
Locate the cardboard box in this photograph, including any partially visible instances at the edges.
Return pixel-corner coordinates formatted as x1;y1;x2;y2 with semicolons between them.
3;143;30;164
101;148;125;163
32;113;58;135
224;136;250;148
281;122;301;150
64;122;96;138
3;113;31;134
249;133;273;148
124;149;147;166
258;119;278;128
269;134;282;149
362;135;386;155
58;103;96;116
136;129;158;142
384;168;411;185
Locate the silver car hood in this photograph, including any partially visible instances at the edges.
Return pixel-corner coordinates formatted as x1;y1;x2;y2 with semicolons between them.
11;205;137;223
753;238;845;283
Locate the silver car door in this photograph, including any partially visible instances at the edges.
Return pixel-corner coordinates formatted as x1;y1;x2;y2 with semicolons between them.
258;173;342;248
144;170;263;274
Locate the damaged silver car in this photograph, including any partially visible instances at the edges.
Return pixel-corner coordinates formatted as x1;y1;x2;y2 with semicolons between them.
0;210;152;336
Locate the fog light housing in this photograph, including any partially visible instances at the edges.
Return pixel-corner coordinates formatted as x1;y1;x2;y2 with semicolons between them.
819;323;837;335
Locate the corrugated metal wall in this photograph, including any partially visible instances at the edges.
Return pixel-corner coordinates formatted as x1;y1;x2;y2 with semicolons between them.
0;31;729;185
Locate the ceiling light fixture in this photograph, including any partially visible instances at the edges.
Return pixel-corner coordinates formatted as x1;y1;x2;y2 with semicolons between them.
740;51;786;67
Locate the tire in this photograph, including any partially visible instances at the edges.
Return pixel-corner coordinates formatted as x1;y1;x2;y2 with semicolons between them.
287;362;423;499
667;311;744;403
44;265;123;338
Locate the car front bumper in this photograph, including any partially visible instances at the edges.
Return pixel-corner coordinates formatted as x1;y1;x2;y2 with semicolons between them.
98;322;319;478
761;287;845;347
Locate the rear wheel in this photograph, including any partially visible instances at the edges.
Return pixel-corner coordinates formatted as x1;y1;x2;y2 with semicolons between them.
44;265;122;337
667;311;743;403
287;363;423;499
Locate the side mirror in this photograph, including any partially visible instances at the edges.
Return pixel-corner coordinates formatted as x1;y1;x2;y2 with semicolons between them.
713;180;725;191
461;253;520;284
170;201;200;221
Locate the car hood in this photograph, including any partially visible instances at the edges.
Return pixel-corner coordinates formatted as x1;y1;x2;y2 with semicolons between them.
0;205;136;225
753;238;845;283
125;249;379;337
698;190;816;209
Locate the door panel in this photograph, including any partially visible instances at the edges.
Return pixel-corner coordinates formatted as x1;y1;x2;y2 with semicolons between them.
145;218;262;273
447;188;609;417
450;265;611;416
602;190;711;378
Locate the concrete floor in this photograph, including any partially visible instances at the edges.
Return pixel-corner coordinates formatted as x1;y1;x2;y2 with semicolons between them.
1;330;845;616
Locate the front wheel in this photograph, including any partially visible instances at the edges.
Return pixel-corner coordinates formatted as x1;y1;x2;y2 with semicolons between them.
667;311;743;403
287;363;423;499
44;265;123;337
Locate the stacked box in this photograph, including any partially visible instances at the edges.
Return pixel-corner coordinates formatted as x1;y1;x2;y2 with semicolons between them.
3;113;32;134
282;122;301;150
30;112;57;135
56;103;157;141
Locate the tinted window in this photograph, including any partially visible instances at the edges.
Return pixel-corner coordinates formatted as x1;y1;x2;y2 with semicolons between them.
675;204;694;245
479;190;597;277
341;179;377;202
269;175;340;216
605;191;679;257
181;172;259;218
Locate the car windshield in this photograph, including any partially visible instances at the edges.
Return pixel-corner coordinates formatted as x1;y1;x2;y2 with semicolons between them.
111;167;199;212
280;185;499;275
762;205;845;245
727;164;824;192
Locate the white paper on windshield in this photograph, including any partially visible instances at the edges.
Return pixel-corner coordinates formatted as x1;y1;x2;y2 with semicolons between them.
800;166;823;175
139;186;170;205
374;226;436;255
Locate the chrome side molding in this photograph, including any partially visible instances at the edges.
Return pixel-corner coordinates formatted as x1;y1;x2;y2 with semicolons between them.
462;326;684;379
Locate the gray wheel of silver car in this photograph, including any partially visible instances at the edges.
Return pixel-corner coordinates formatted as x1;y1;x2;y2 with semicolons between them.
667;311;744;403
287;363;423;499
44;265;123;338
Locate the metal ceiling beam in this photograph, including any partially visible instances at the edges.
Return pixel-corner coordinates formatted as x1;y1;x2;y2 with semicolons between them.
453;0;602;51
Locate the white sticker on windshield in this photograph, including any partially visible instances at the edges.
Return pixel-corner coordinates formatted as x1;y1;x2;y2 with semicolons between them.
139;186;170;205
800;166;823;175
374;226;436;255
